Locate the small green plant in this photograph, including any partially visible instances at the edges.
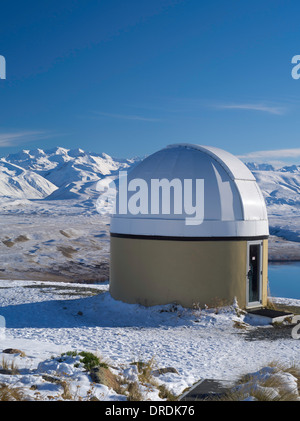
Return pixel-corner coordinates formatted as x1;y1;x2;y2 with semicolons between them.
77;351;100;371
61;350;108;371
79;352;108;371
64;351;78;358
61;351;109;371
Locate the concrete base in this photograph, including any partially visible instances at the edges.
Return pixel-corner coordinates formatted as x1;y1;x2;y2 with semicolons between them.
245;308;294;325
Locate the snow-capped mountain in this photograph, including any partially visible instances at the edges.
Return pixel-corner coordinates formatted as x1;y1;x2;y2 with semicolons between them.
251;166;300;207
2;147;141;200
6;147;138;184
245;162;275;172
0;160;57;199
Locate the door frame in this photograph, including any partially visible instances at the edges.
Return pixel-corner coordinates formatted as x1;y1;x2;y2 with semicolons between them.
246;240;263;308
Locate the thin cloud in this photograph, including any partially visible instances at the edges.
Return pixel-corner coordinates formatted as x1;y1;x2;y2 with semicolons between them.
238;148;300;160
214;103;286;115
0;130;47;147
94;111;161;122
238;148;300;167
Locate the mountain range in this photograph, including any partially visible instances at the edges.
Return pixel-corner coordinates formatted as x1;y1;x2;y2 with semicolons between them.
0;146;300;214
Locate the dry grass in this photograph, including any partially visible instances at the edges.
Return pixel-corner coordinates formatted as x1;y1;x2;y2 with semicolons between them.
129;357;177;401
60;380;73;400
266;297;278;311
217;361;300;401
233;320;249;329
1;357;19;374
136;356;156;384
157;383;177;401
126;381;143;401
268;361;300;394
0;384;24;401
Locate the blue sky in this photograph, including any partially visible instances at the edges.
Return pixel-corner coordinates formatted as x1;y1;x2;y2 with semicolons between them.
1;0;300;164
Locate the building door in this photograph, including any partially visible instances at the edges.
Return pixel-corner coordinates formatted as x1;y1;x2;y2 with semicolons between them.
246;241;263;308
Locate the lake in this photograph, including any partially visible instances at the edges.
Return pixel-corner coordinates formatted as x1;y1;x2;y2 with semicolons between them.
268;262;300;299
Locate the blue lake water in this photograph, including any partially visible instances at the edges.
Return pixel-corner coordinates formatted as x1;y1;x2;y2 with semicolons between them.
268;262;300;299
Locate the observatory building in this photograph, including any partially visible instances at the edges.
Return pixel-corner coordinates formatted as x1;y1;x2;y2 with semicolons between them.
109;144;269;309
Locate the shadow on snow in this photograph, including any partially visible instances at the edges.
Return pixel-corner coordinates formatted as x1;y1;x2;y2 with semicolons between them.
0;291;200;329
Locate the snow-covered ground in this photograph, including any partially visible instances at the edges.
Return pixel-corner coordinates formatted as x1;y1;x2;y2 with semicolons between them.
0;199;111;283
0;279;299;401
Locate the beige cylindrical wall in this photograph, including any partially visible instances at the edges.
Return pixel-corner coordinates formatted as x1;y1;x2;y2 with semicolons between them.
110;236;268;309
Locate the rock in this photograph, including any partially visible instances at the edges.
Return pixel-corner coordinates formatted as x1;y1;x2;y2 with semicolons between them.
90;365;120;392
14;235;29;243
0;368;15;375
2;239;14;248
2;348;24;356
152;367;179;376
42;374;62;384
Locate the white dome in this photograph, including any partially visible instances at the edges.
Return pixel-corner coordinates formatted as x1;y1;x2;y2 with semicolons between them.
110;144;269;238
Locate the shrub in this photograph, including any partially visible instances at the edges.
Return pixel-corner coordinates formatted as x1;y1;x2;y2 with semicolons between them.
61;350;108;371
78;352;103;371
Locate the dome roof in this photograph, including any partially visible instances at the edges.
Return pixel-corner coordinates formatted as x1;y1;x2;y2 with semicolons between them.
110;144;269;238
